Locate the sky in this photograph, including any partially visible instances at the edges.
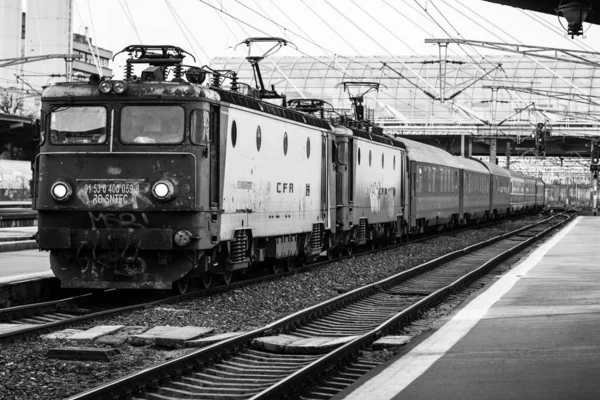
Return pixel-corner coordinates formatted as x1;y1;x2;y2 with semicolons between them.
66;0;600;70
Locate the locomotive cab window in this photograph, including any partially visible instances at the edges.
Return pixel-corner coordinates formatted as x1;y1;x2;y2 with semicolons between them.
190;109;210;145
50;106;107;145
120;105;184;144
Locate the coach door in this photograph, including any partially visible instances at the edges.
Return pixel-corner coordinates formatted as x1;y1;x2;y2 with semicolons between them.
209;105;220;209
458;169;465;222
321;134;329;226
410;161;417;226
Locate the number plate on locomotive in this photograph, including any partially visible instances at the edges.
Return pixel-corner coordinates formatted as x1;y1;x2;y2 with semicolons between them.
77;181;144;207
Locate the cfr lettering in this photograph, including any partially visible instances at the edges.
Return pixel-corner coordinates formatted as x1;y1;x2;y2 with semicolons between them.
276;182;294;193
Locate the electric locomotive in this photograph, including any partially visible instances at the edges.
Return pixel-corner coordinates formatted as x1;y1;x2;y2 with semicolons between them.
33;43;405;292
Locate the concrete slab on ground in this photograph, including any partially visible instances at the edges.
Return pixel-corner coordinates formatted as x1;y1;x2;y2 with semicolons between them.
185;331;248;348
285;336;360;354
253;334;359;354
41;329;84;340
0;323;39;335
68;325;124;341
95;326;148;346
154;326;215;348
372;335;412;350
128;326;177;346
252;334;303;353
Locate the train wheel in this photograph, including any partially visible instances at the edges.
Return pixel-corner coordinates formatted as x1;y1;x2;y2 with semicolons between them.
222;271;233;285
271;262;282;275
173;278;189;295
285;259;294;272
202;274;212;289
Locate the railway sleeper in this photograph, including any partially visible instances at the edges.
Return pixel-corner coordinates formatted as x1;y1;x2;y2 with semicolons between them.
147;389;251;400
209;363;295;375
244;349;319;361
190;372;277;384
180;377;272;388
302;391;333;400
219;360;303;371
306;320;379;329
161;381;266;396
226;357;306;368
202;367;291;379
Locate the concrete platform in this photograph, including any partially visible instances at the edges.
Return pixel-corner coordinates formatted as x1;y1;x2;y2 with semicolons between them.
0;249;51;284
0;226;37;239
0;226;37;252
0;201;32;208
337;216;600;400
0;207;37;227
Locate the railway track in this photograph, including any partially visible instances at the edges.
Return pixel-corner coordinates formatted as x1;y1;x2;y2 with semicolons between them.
64;213;573;400
0;213;532;343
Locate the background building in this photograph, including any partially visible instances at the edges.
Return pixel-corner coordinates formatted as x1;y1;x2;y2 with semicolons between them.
0;0;113;116
71;32;112;81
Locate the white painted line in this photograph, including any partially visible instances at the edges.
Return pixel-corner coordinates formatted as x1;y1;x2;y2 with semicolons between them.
0;271;54;285
341;216;582;400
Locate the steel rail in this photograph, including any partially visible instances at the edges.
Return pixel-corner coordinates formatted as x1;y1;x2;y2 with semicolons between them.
0;211;514;342
65;213;570;400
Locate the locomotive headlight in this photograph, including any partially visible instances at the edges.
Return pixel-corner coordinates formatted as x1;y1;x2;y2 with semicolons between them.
112;80;127;94
98;81;113;94
152;180;174;201
50;180;72;202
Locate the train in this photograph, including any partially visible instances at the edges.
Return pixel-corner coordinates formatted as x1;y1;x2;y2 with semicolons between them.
32;44;545;294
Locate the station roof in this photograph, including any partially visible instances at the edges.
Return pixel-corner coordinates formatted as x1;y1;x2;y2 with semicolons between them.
483;1;600;26
210;54;600;133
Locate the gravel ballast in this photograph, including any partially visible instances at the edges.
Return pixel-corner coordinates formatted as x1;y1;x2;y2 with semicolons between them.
0;217;551;399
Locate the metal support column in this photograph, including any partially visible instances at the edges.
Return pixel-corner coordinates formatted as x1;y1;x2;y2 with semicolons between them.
490;136;497;165
467;136;473;158
592;172;598;215
506;141;511;169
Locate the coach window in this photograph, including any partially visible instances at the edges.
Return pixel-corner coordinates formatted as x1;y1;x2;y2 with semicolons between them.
231;121;238;148
121;105;184;144
190;109;210;145
358;148;361;165
369;150;372;167
256;126;262;151
454;171;459;192
50;106;107;145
